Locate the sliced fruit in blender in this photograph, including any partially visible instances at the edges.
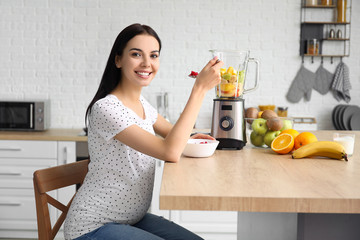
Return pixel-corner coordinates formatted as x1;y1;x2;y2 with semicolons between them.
220;83;235;92
216;66;245;97
238;70;245;83
222;73;232;81
226;66;237;75
220;68;227;75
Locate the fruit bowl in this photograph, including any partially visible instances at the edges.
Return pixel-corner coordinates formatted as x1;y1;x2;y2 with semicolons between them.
182;139;219;158
245;117;294;148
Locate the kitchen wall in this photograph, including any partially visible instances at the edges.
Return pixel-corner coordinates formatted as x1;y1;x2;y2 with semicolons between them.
1;0;359;130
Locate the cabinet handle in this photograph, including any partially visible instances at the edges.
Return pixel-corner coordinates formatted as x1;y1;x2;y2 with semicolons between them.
0;202;21;206
0;147;22;151
0;172;22;176
63;146;68;164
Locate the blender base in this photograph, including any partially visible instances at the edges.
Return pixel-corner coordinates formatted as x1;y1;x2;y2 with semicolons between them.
216;138;246;150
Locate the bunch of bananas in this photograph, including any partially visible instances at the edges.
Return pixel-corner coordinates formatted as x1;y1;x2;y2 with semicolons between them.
292;141;348;161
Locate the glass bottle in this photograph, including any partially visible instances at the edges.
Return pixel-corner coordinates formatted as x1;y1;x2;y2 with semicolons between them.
321;0;332;6
337;0;347;23
277;107;288;117
307;39;319;55
306;0;317;6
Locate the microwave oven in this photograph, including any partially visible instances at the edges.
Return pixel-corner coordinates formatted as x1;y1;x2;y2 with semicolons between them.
0;100;49;131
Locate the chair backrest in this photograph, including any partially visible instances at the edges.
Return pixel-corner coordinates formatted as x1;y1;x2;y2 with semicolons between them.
33;159;89;240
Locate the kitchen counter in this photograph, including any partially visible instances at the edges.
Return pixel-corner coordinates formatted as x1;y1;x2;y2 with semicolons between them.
0;129;87;142
160;130;360;213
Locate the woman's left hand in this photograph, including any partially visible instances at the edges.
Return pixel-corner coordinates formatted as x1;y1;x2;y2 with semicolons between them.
190;133;215;140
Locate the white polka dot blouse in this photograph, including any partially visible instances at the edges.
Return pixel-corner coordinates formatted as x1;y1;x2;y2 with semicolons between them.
64;94;158;239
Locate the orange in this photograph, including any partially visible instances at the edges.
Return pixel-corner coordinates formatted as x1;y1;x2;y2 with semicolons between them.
257;111;263;118
294;132;318;150
271;133;294;154
280;129;299;139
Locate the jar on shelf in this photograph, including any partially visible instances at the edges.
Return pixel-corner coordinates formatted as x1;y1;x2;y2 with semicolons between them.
277;107;288;117
307;39;319;55
306;0;318;6
321;0;332;5
337;0;347;23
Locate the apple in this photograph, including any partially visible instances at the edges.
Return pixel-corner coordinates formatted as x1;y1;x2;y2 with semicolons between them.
251;118;268;136
280;119;293;131
264;130;281;147
250;131;265;147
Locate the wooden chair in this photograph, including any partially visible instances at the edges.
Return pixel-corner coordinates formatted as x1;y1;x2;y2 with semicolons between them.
33;159;89;240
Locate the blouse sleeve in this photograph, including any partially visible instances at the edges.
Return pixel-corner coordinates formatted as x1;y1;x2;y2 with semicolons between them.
90;98;135;141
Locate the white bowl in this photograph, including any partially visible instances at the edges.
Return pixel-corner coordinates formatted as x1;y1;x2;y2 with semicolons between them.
182;139;219;158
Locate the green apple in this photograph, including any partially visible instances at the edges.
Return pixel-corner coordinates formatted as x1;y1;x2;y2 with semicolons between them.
251;118;268;136
250;131;265;147
264;130;281;147
280;119;293;131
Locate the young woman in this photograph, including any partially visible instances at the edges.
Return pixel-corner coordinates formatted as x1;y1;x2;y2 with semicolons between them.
64;23;223;240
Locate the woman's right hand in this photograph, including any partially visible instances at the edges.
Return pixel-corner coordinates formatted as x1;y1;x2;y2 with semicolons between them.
194;57;224;92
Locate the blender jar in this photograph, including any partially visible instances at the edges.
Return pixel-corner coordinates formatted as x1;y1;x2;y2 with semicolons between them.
210;50;259;98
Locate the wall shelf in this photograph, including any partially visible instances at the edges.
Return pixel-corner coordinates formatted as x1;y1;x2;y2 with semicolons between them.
302;21;350;25
303;5;336;8
300;0;352;59
304;54;349;57
323;38;350;41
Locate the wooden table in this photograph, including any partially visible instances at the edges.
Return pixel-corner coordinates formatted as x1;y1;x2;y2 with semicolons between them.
160;131;360;239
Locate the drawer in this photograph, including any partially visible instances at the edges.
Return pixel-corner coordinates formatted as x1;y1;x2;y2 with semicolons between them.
0;159;56;188
0;198;56;230
0;196;37;220
0;140;57;158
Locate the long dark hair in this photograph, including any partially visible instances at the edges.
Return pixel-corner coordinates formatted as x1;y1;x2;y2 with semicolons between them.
85;23;162;126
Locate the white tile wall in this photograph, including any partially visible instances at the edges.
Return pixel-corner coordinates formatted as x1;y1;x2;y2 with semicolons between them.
1;0;359;130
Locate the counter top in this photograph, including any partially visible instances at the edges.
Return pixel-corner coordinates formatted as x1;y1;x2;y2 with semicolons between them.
0;129;87;142
160;130;360;214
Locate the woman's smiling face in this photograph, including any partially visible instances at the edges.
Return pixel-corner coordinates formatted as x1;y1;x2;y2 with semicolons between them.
116;34;160;88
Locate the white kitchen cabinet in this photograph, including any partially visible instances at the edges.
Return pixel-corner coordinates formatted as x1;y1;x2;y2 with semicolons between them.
150;159;170;219
151;159;237;240
0;140;76;239
169;210;237;240
55;141;76;240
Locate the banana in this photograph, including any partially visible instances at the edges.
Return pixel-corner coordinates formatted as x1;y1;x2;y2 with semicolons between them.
292;141;348;161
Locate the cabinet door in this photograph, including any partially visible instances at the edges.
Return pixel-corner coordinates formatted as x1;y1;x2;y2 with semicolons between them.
56;141;76;205
170;210;237;240
57;141;76;165
0;158;57;188
0;141;58;238
150;159;170;219
0;188;56;238
0;140;57;159
56;141;76;238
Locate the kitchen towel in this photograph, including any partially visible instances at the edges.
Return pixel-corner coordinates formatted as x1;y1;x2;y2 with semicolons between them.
331;62;351;103
286;65;316;103
314;64;333;95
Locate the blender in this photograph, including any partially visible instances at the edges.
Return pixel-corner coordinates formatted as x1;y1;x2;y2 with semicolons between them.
210;50;259;150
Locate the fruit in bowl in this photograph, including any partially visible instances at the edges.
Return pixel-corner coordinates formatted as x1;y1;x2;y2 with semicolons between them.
182;139;219;158
245;117;294;148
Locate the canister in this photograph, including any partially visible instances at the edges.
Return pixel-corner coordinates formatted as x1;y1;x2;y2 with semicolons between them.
337;0;347;23
307;39;319;55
